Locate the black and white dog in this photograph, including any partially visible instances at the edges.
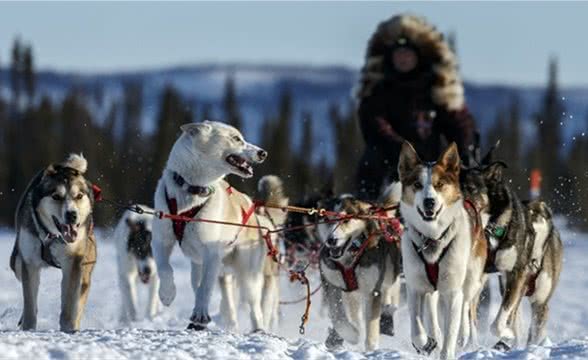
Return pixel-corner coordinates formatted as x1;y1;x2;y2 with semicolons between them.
114;206;159;322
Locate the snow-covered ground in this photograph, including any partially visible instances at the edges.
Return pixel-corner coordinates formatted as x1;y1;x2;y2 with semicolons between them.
0;220;586;359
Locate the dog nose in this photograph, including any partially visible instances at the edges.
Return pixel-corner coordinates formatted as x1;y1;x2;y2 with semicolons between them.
327;237;337;246
423;198;436;211
142;267;152;276
65;211;78;224
257;149;267;161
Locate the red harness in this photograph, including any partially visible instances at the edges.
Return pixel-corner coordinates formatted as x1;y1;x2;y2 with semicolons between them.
165;190;206;245
413;200;479;290
331;233;377;292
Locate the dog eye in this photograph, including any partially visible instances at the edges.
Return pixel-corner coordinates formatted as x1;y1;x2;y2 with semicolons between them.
75;193;84;200
52;194;64;201
435;181;445;188
413;182;423;190
232;135;243;143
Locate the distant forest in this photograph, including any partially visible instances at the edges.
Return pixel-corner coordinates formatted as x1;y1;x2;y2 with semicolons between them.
0;38;587;229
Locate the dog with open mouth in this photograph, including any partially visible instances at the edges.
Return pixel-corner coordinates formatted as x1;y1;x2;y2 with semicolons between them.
398;142;487;359
317;184;402;351
9;154;97;332
113;206;159;323
152;120;288;332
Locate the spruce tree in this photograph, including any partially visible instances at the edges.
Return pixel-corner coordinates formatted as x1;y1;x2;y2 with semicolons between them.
223;73;241;129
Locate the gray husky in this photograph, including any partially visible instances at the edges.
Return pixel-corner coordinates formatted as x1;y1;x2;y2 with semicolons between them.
10;154;97;332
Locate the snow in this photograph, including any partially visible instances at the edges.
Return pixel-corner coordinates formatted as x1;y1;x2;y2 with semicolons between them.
0;219;586;359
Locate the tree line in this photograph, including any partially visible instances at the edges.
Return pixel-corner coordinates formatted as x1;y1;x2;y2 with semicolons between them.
0;39;587;229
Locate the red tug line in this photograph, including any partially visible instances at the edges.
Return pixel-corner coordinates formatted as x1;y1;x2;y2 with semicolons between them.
94;184;403;334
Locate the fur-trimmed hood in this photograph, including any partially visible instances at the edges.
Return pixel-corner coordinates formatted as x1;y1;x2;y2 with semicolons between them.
356;14;465;111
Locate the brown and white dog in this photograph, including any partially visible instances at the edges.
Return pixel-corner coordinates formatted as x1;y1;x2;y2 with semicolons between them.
10;154;97;332
398;142;487;359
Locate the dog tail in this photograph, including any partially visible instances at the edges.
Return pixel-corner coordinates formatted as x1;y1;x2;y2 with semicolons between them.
378;182;402;218
62;153;88;174
257;175;289;226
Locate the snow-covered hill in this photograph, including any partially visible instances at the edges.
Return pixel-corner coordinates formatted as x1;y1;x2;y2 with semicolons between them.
1;64;587;161
0;218;585;359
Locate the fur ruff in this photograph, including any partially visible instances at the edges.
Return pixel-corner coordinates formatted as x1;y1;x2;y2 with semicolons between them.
356;14;465;111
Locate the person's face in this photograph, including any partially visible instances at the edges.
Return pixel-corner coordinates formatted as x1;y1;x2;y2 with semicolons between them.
392;46;418;73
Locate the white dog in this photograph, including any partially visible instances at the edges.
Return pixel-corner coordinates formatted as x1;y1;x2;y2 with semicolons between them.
152;120;287;331
113;206;159;322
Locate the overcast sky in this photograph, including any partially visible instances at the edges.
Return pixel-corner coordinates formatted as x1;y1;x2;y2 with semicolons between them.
0;2;587;86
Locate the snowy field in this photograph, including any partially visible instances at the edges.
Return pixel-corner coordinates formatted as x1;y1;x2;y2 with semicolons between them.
0;220;587;359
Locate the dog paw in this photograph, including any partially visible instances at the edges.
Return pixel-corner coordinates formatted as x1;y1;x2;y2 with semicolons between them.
413;337;437;355
190;312;211;326
158;274;176;306
325;328;344;350
187;322;208;331
380;312;395;337
493;340;512;352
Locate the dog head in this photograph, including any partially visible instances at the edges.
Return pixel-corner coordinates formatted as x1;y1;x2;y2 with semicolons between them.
34;154;93;243
398;142;462;233
460;166;490;226
125;211;154;284
172;120;267;179
317;195;376;260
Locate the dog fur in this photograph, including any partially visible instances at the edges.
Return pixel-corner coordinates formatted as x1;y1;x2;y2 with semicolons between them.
152;120;287;331
398;142;487;359
10;154;97;332
113;206;159;322
317;185;402;351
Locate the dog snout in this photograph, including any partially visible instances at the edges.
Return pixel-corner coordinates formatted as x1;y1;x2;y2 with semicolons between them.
423;198;436;212
257;149;267;162
326;236;338;247
65;210;78;224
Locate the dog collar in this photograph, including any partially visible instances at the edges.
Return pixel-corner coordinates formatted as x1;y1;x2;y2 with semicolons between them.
411;223;452;252
485;222;506;239
172;172;215;197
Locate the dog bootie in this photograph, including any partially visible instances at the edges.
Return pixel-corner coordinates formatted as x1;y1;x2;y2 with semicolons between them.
325;328;344;350
380;312;395;337
413;337;437;355
493;339;512;352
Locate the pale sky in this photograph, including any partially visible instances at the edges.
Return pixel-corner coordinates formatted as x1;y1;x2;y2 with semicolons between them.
0;1;587;86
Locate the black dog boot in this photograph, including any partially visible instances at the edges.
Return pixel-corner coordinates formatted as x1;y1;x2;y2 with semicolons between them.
187;313;211;331
413;337;437;355
380;312;395;337
325;328;344;350
493;339;512;352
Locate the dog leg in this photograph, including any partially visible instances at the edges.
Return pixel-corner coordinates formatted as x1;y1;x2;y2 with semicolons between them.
491;270;527;346
218;273;238;331
189;250;222;330
60;256;83;332
147;274;160;320
20;263;40;331
439;289;464;360
459;300;471;349
425;291;442;346
242;273;265;331
261;273;279;330
529;301;549;345
407;288;433;353
365;293;382;351
119;273;139;322
380;279;400;336
152;225;176;307
324;281;359;345
74;260;94;329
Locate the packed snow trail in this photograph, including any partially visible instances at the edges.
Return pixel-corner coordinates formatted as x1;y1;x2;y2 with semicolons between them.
0;220;586;359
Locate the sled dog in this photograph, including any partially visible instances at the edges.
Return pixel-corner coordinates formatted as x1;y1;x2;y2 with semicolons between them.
10;154;97;332
152;120;288;331
398;142;487;359
317;184;402;351
113;206;159;322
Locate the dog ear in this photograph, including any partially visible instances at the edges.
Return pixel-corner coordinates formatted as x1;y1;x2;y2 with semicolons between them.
398;142;421;181
180;122;212;137
481;140;501;166
44;164;57;176
483;161;507;182
438;142;461;174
